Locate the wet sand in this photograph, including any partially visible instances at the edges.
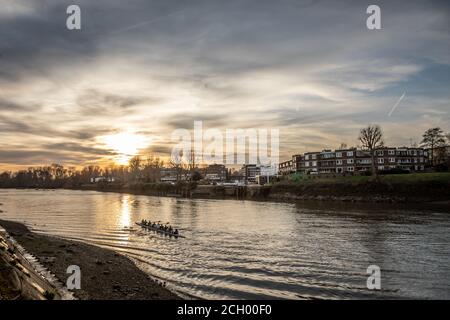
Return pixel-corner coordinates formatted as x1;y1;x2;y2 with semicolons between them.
0;219;181;300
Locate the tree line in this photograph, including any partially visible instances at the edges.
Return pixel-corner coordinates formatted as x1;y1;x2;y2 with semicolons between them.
0;155;165;189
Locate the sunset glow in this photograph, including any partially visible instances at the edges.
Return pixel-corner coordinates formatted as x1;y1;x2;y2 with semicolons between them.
102;132;149;165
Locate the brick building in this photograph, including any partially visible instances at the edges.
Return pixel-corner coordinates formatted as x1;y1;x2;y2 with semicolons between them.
282;147;428;175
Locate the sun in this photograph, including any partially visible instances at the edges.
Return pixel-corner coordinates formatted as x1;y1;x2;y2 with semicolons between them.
102;132;149;165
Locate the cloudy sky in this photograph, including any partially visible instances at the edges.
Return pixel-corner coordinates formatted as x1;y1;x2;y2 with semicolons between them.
0;0;449;170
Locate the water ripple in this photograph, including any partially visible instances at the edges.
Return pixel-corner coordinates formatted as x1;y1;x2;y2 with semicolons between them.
1;189;449;299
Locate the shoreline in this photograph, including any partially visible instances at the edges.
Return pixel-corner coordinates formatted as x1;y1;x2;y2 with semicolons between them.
76;186;450;206
62;172;450;204
2;171;450;204
0;219;181;300
68;183;450;205
3;185;450;205
2;187;450;213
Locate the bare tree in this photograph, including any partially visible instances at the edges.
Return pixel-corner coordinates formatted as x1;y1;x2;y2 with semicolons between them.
128;156;142;182
359;125;384;176
169;151;184;182
142;154;164;182
420;127;445;166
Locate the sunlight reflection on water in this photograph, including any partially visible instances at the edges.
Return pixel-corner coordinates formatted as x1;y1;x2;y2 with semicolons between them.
0;189;449;299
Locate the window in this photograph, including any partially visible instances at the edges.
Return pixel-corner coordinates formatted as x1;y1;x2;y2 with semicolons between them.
312;154;317;160
378;158;384;164
347;159;354;164
347;151;354;157
378;166;385;171
336;152;342;158
389;157;395;163
312;161;317;166
377;150;384;156
388;150;395;155
305;162;310;167
336;160;343;165
347;166;354;172
305;155;310;160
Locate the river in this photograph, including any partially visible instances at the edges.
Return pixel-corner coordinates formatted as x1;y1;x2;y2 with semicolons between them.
0;189;449;299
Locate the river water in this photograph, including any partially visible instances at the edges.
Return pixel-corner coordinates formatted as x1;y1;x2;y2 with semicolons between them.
0;189;449;299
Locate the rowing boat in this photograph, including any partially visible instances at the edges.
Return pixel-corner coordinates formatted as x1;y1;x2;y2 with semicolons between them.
135;222;184;238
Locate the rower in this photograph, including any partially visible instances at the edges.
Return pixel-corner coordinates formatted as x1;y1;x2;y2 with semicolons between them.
174;229;179;235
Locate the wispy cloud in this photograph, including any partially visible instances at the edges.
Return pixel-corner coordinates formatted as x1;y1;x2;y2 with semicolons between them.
0;0;449;168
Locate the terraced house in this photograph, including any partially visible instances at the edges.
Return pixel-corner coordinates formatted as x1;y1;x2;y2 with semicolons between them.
279;147;428;175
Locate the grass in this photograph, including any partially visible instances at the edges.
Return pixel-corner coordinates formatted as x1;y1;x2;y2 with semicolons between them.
284;172;450;185
379;172;450;183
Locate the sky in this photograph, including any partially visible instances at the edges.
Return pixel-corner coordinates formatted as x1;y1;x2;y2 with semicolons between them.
0;0;449;170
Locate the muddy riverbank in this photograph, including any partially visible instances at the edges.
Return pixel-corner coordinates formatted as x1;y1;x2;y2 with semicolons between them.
0;219;181;300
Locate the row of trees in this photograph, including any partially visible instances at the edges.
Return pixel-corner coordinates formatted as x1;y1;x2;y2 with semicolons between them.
0;150;207;188
128;155;165;182
0;154;166;188
0;164;117;188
